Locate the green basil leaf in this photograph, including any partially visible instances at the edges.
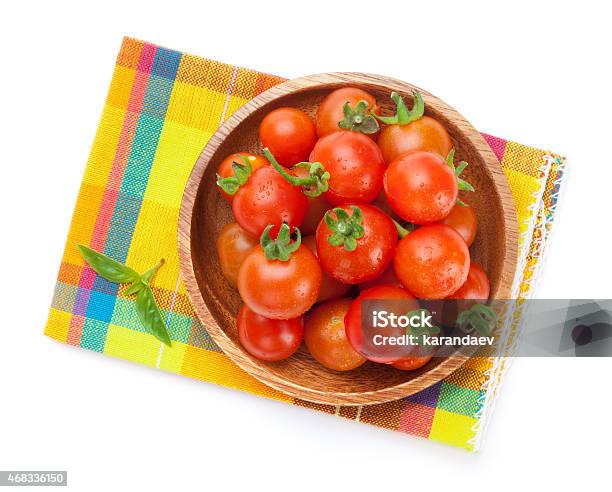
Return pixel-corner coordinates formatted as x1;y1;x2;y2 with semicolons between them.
125;281;145;296
140;259;165;284
135;286;171;346
77;244;140;284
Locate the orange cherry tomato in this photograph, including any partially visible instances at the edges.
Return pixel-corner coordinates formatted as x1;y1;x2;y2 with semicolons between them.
259;107;317;166
394;224;470;299
439;202;478;246
391;355;433;371
216;222;258;287
237;237;322;320
303;236;350;302
304;298;366;371
237;304;303;361
378;115;452;163
217;152;268;202
316;87;379;138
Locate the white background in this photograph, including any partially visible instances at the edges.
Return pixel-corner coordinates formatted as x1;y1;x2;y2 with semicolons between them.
2;1;611;490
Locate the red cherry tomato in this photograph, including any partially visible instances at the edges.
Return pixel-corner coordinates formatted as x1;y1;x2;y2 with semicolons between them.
438;262;491;326
448;262;490;300
378;115;452;163
217;152;268;202
237;235;322;320
232;166;307;237
304;298;366;371
237;304;303;361
384;151;458;224
311;131;386;206
394;224;470;299
303;236;350;302
216;222;258;287
316;87;379;138
344;285;419;363
391;355;433;371
439;202;477;246
259;107;317;166
316;204;398;284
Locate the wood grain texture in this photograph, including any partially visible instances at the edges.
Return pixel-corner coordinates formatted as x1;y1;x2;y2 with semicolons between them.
178;73;518;406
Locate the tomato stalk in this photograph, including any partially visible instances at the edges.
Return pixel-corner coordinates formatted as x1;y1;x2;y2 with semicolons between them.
393;220;413;239
445;149;475;206
263;148;330;198
338;100;380;134
216;155;254;196
324;205;365;252
374;90;424;125
260;223;301;262
456;303;497;336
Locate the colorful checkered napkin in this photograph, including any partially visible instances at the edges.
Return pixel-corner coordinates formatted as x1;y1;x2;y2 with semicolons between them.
45;37;566;451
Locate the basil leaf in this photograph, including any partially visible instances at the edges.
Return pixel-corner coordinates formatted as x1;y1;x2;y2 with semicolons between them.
125;281;145;296
140;259;165;284
135;286;171;346
77;244;140;284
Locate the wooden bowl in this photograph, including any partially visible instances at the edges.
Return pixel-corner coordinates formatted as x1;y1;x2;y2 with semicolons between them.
178;73;518;406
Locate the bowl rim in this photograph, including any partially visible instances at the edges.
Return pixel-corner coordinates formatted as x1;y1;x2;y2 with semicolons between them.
178;72;518;406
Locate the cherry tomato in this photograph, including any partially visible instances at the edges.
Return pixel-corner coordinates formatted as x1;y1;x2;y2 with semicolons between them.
304;298;366;371
358;266;403;291
316;87;379;138
216;222;258;287
394;224;470;299
259;107;317;166
237;304;303;361
378;115;452;163
438;202;477;246
311;131;386;206
237;230;322;319
344;285;419;363
384;151;458;224
217;152;268;202
232;166;307;237
303;236;350;302
391;355;432;371
437;262;491;326
448;262;490;300
316;204;397;284
292;166;330;235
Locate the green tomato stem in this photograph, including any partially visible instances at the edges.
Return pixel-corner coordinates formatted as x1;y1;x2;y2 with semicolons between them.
263;148;329;198
374;90;425;126
324;206;365;252
393;220;412;239
338;100;380;134
260;223;301;262
445;149;475;205
216;155;253;195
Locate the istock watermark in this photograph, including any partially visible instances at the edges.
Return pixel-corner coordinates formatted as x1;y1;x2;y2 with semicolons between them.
372;309;434;329
371;333;495;347
357;299;612;359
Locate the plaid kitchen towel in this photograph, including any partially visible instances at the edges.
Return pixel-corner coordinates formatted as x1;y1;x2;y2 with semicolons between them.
45;37;567;452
